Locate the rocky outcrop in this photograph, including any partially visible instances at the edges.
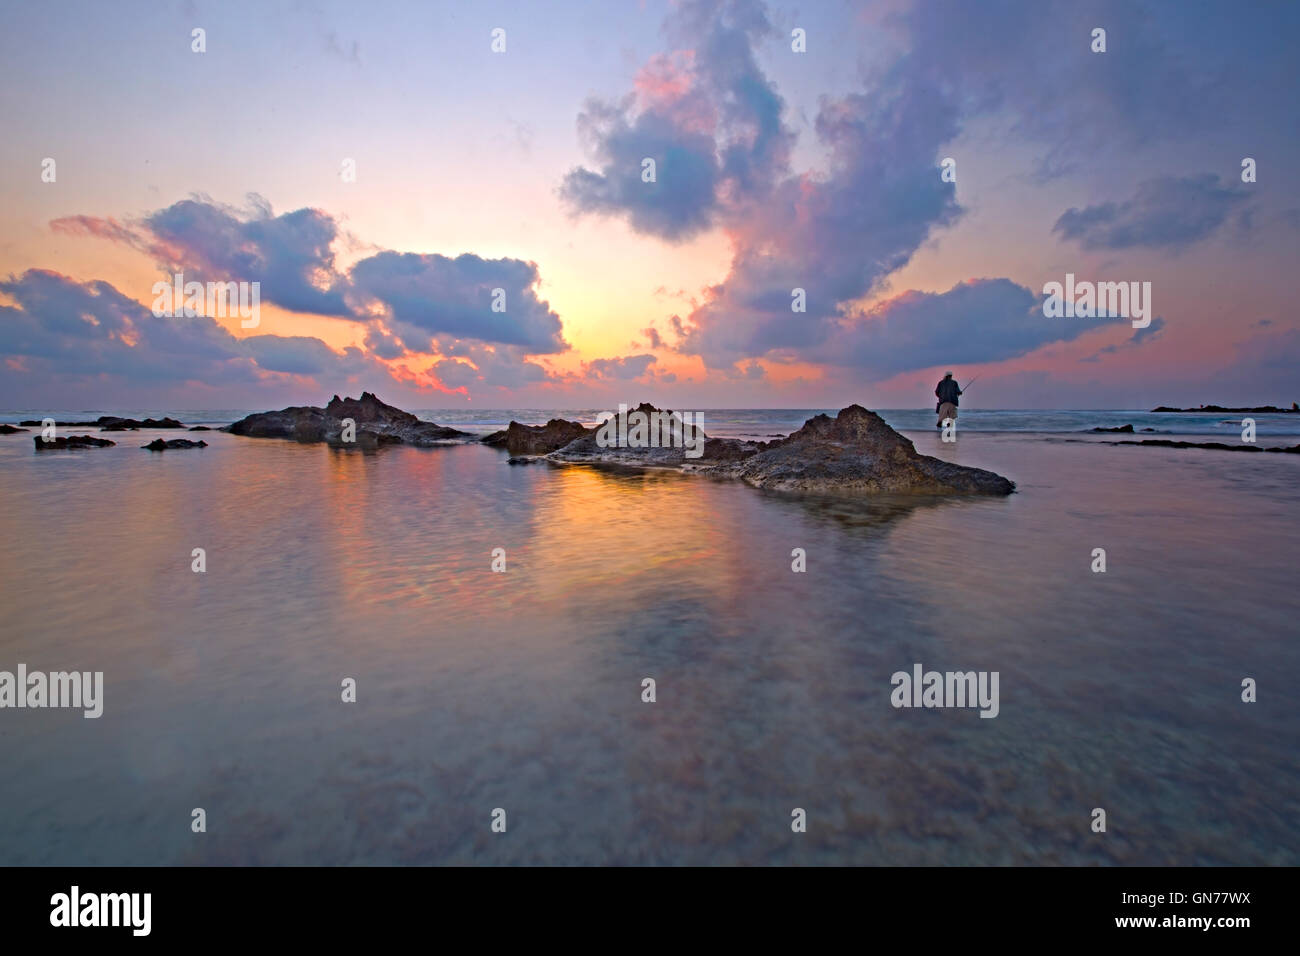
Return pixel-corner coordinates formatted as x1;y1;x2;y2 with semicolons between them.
225;392;472;446
101;416;185;430
19;416;184;429
482;419;592;455
33;435;115;449
188;426;213;431
1152;404;1298;413
0;424;29;434
550;404;1014;496
1092;424;1134;433
143;438;208;450
703;406;1014;494
547;405;759;468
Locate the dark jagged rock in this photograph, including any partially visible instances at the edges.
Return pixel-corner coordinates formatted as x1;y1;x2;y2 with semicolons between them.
225;392;472;447
551;403;1014;496
1092;424;1134;432
1152;404;1298;413
143;438;208;450
548;403;753;467
34;435;115;449
188;426;213;431
704;405;1014;494
19;415;183;428
100;416;185;430
506;456;539;465
484;419;592;455
0;424;29;433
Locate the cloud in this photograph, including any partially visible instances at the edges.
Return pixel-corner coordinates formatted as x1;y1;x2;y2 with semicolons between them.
143;196;354;317
896;0;1299;179
349;251;566;353
564;0;963;369
0;269;387;393
1053;175;1251;251
429;343;554;390
806;278;1107;374
559;0;792;241
1081;316;1167;361
585;354;657;380
48;198;572;394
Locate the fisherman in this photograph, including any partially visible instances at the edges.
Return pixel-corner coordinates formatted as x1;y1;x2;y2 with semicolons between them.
935;371;962;427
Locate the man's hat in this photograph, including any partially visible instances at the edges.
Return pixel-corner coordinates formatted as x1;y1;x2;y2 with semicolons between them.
944;371;953;377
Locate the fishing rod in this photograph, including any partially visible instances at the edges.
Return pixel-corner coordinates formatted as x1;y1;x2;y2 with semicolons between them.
961;375;980;392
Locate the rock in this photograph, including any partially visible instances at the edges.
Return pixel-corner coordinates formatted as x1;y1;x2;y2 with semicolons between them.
1151;404;1297;413
550;403;1014;496
702;405;1014;495
549;404;752;467
1091;424;1134;433
143;438;208;450
99;416;185;430
188;426;213;431
506;456;538;465
487;418;592;455
225;392;472;446
1103;439;1300;454
0;424;29;434
20;419;99;427
33;435;115;449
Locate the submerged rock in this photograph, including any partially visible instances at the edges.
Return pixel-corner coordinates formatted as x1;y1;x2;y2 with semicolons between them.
34;435;115;449
0;424;29;434
143;438;208;450
549;403;1014;496
188;426;213;431
1092;424;1134;433
225;392;472;447
1104;439;1300;454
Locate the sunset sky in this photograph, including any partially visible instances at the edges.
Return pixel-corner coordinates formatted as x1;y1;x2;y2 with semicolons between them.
1;0;1297;410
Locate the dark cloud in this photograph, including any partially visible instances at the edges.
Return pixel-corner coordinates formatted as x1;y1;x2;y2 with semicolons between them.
0;269;385;392
349;251;566;353
144;196;353;317
678;66;963;367
49;199;573;393
809;279;1105;374
243;335;369;377
1053;176;1250;251
898;0;1300;178
560;0;792;241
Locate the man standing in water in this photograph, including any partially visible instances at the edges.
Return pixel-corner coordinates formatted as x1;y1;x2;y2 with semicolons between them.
935;371;962;428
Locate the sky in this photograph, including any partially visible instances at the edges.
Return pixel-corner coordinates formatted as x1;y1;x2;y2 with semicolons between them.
1;0;1297;410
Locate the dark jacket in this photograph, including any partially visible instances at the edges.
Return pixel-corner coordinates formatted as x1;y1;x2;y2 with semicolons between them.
935;378;962;406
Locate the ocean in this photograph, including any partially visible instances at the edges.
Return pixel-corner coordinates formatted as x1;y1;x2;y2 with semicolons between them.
1;408;1298;864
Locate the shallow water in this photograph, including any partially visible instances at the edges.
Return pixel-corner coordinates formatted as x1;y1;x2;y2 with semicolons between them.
0;424;1297;864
